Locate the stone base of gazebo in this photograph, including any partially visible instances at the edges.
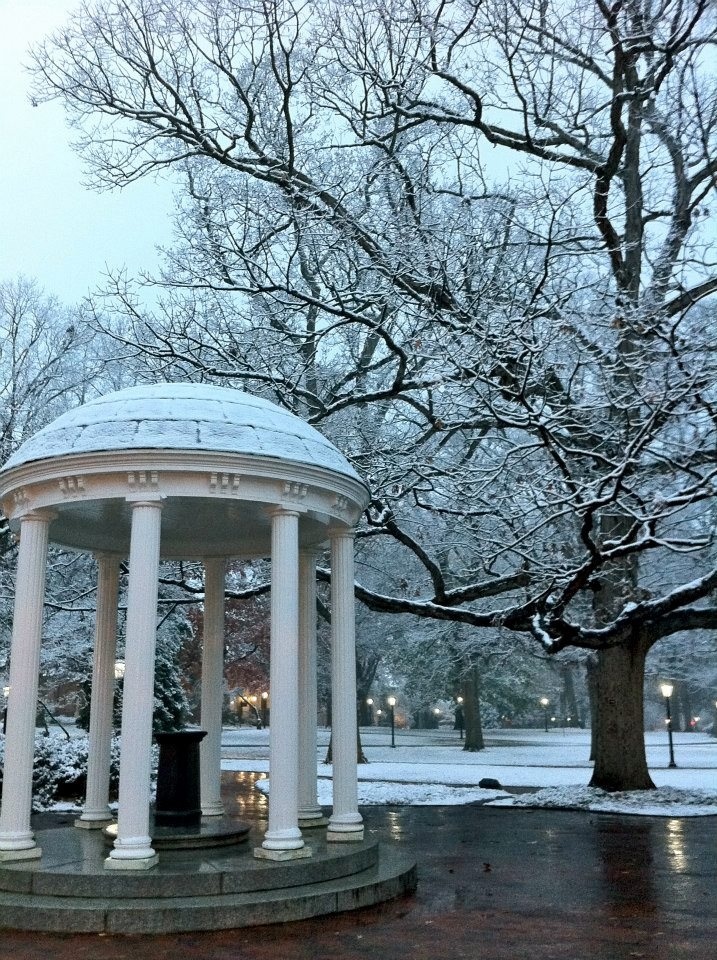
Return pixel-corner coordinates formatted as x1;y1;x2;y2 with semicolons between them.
0;823;416;933
103;813;251;850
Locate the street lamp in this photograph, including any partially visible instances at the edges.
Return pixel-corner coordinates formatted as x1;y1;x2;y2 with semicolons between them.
387;696;397;748
366;697;374;726
261;691;269;727
539;697;549;733
456;695;464;740
660;682;677;768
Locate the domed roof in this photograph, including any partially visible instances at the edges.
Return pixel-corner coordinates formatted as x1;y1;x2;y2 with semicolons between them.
3;383;363;484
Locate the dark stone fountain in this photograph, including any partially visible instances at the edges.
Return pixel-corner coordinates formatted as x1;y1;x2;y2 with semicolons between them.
105;728;250;851
151;728;250;849
155;729;207;826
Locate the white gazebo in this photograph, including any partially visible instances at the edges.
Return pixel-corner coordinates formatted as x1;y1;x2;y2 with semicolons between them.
0;383;370;869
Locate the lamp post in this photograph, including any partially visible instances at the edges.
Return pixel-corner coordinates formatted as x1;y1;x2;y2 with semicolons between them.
366;698;374;725
540;697;549;732
2;685;9;735
456;696;464;740
387;696;397;748
660;682;677;768
261;691;269;727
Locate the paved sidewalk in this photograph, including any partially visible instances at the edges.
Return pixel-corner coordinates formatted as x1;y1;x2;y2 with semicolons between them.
4;800;715;960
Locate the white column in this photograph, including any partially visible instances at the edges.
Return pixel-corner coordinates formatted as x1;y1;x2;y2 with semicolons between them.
105;499;162;870
77;554;121;828
327;526;364;842
0;510;53;861
298;549;324;826
200;557;226;816
256;508;310;860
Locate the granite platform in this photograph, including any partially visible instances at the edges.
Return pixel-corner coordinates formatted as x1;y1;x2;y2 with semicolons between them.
0;820;416;933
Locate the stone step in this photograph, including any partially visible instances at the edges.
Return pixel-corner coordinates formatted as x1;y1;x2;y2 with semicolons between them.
0;849;417;934
0;829;380;900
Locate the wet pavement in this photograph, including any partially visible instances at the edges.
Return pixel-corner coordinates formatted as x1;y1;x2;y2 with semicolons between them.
7;788;717;959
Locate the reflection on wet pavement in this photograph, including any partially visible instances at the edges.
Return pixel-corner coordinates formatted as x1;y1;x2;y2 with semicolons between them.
666;818;687;873
222;770;268;820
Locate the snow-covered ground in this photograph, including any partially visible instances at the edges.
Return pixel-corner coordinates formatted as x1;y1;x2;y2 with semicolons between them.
222;726;717;817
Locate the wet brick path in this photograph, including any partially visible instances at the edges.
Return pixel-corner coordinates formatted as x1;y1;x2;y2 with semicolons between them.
5;798;716;959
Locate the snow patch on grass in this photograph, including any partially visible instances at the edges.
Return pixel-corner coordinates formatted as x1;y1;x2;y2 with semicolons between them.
488;785;717;816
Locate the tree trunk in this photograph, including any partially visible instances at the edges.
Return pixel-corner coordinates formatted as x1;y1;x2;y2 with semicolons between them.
324;727;368;764
560;664;581;727
356;652;381;726
586;656;598;762
676;682;694;732
589;513;653;790
357;699;372;727
589;634;655;791
462;664;485;752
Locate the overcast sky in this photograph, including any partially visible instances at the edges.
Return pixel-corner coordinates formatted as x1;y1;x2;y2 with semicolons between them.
1;0;174;305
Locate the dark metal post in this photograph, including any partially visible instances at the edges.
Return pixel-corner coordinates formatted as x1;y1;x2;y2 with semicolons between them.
540;697;549;733
261;692;269;728
665;695;677;768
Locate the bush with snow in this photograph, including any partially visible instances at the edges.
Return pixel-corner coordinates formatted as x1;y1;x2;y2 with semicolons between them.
0;734;122;811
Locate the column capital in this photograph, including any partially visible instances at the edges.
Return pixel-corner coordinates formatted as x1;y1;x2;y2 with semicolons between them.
266;505;302;520
327;524;356;541
125;495;164;507
93;551;123;562
17;508;57;525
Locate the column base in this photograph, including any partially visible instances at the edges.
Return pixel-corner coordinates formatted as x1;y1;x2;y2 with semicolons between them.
254;845;313;861
75;816;114;830
201;802;225;817
104;853;159;871
0;845;42;862
327;826;365;843
298;814;329;829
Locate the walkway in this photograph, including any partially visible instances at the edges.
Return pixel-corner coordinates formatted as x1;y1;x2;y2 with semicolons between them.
5;792;715;959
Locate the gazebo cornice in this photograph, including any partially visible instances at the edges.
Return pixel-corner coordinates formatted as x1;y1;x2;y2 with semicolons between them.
0;448;370;530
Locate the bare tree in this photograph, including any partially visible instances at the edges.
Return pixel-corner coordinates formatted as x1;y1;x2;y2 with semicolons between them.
0;277;108;699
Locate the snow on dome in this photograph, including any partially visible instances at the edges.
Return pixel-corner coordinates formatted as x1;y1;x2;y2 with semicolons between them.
2;383;363;483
